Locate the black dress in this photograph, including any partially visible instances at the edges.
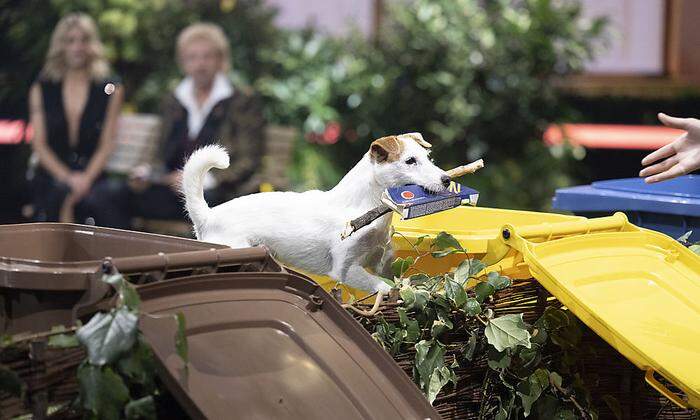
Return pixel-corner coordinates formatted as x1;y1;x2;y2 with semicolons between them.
31;78;130;228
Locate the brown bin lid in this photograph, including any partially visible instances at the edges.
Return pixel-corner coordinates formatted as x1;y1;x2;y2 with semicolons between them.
138;273;439;420
0;223;233;291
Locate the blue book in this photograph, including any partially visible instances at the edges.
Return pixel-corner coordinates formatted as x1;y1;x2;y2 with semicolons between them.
382;182;479;219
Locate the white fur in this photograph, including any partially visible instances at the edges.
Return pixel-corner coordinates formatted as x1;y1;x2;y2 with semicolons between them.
181;134;449;292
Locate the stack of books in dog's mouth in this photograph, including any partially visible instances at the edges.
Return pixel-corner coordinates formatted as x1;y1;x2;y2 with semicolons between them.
382;182;479;219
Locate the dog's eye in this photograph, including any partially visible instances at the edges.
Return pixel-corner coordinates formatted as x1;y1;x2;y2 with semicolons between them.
405;157;417;165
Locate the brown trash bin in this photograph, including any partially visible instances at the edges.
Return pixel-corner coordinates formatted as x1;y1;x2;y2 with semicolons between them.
0;223;280;334
138;272;440;420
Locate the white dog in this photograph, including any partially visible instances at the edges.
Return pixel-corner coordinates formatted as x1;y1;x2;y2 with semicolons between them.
181;133;451;292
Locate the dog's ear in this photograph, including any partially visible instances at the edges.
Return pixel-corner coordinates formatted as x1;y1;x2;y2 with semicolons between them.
403;132;432;148
370;136;401;163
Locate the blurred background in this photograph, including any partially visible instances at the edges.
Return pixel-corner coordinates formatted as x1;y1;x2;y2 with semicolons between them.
0;0;698;227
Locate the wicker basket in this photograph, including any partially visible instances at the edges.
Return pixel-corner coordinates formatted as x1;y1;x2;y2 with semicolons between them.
1;336;84;419
349;280;697;420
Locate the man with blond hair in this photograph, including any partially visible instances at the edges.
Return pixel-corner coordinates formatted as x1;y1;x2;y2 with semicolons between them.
128;22;265;222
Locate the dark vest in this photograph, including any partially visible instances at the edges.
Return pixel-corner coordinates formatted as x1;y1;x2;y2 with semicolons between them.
162;96;233;171
39;78;116;171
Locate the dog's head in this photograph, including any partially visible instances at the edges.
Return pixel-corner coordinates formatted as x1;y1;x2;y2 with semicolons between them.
369;132;450;192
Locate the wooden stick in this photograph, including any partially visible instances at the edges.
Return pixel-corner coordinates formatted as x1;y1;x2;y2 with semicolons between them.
341;158;485;239
446;159;484;178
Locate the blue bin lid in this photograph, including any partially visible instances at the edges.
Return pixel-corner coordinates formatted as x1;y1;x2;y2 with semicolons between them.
553;175;700;216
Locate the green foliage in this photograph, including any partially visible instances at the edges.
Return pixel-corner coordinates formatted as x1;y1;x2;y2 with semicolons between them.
78;364;130;420
485;314;532;352
0;364;23;398
47;325;80;348
125;396;156;420
2;0;607;207
280;0;607;206
363;231;598;416
77;307;139;366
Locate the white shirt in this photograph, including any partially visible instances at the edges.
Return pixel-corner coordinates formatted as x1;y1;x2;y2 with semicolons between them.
174;73;233;139
174;73;233;190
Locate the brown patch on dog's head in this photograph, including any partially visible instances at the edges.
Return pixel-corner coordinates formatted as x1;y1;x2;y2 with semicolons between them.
370;135;403;163
402;132;432;148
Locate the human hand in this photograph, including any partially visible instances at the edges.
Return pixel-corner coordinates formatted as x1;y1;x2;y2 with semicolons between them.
640;113;700;183
66;172;93;201
128;164;152;193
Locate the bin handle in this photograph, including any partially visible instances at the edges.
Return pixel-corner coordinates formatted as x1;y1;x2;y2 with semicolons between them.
108;247;269;274
645;368;689;409
72;247;270;322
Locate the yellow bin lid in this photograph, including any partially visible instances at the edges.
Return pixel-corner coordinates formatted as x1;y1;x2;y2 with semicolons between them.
503;213;700;409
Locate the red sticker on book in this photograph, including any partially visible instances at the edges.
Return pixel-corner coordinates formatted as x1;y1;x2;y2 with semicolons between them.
401;191;415;199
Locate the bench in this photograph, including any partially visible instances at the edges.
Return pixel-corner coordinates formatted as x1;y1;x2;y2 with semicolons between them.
108;113;297;236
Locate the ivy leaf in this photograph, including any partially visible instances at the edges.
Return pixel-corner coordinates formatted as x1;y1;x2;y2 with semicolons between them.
47;325;79;348
549;371;563;389
427;365;452;404
174;312;188;366
517;368;550;417
602;394;623;420
400;285;416;308
398;307;410;325
397;308;420;342
677;231;692;244
444;278;467;307
103;272;141;311
413;234;429;247
556;409;577;419
121;281;142;311
102;272;125;288
496;393;516;420
414;340;446;391
431;320;449;340
462;331;478;361
487;347;512;369
0;364;23;397
463;298;482;316
518;347;541;374
379;276;396;288
432;231;463;251
436;308;453;330
413;289;431;312
409;273;430;285
531;327;548;345
117;337;157;393
485;313;532;352
430;248;464;258
405;319;420;343
77;307;138;366
78;364;130;420
454;259;486;284
536;307;569;331
487;272;512;290
534;395;559;419
392;256;414;278
475;281;496;303
125;396;156;419
689;244;700;255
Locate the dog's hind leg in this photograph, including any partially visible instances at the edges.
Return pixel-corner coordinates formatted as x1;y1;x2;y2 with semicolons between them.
344;264;392;293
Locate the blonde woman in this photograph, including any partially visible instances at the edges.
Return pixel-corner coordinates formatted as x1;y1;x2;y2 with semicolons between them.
127;22;265;222
29;13;126;227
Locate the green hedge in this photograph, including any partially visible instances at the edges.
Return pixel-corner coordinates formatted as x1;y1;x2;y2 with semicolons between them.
0;0;608;210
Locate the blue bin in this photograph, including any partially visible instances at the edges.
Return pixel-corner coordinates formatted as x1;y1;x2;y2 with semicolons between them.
553;175;700;242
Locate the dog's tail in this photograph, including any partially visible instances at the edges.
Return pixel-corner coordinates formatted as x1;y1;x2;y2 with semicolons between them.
181;145;230;230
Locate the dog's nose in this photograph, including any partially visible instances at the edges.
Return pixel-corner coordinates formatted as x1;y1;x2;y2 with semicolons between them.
441;175;451;188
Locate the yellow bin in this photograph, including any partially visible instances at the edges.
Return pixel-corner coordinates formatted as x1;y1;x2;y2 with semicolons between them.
306;206;700;408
